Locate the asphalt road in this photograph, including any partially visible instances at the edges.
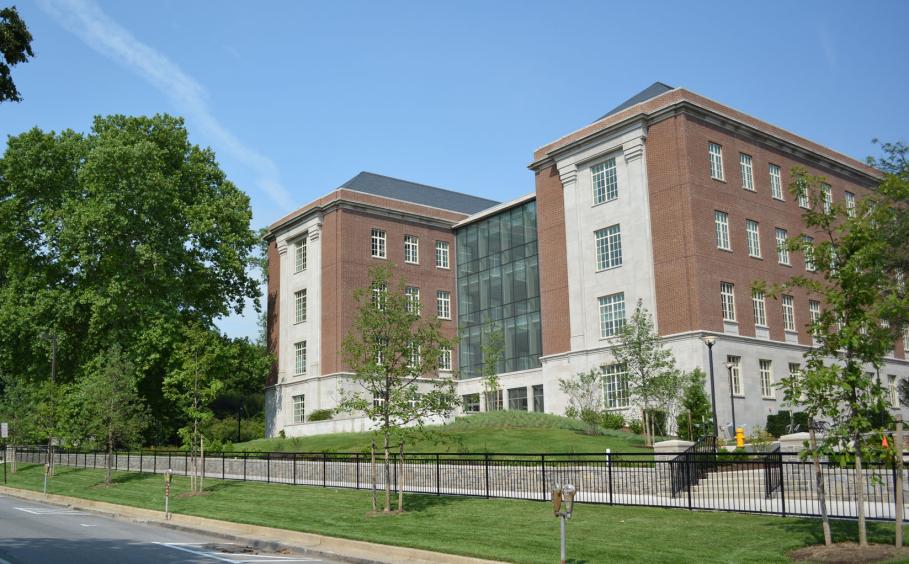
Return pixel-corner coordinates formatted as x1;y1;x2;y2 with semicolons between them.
0;494;338;564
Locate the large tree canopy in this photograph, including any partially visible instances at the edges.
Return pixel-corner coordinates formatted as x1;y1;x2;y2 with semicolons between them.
0;6;34;103
0;114;263;441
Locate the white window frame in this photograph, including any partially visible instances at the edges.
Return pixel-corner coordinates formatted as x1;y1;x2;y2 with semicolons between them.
803;236;815;272
371;282;387;310
821;184;832;213
845;191;856;217
776;228;790;265
439;346;452;371
294;341;307;375
294;289;307;324
728;355;743;397
436;290;451;320
759;359;774;399
720;282;736;322
292;394;305;424
745;220;761;258
404;235;419;264
405;286;421;315
371;228;387;259
889;375;899;408
294;237;307;273
769;164;783;200
904;327;909;352
809;300;821;327
408;342;421;371
782;294;796;331
604;364;630;409
752;289;767;327
708;142;724;181
591;158;619;204
714;211;731;251
598;292;626;338
740;153;754;191
595;224;622;270
435;240;450;269
797;181;810;208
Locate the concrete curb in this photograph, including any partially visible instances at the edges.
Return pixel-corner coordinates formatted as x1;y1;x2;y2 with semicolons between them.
0;485;500;564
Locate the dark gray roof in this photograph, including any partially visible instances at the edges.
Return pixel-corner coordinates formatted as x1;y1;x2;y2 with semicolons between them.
594;82;674;122
340;171;499;215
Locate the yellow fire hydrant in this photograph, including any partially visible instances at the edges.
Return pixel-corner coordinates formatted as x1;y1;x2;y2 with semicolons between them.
735;427;745;448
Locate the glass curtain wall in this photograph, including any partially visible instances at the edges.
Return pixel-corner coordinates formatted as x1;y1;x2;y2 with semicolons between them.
456;201;541;378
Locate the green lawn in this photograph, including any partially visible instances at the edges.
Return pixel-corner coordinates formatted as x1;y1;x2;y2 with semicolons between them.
235;411;657;454
5;463;906;563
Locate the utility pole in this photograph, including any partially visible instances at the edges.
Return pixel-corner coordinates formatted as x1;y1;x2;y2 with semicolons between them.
40;333;57;477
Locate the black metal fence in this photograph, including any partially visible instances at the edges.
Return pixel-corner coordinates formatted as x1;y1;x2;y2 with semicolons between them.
8;446;906;521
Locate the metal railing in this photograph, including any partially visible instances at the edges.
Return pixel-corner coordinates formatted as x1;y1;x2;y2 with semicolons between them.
9;446;906;521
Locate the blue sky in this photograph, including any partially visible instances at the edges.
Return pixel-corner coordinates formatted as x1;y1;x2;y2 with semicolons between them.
3;0;908;339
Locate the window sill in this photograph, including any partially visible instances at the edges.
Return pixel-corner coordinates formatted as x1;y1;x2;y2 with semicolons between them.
772;196;786;202
595;264;623;274
711;177;726;183
761;397;777;401
436;266;450;271
717;247;733;253
749;254;763;260
778;262;792;268
743;187;756;192
732;394;745;399
592;198;618;208
404;261;420;266
371;255;387;260
293;320;307;326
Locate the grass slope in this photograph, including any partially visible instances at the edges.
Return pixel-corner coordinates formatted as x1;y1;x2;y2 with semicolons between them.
6;463;906;563
235;411;655;454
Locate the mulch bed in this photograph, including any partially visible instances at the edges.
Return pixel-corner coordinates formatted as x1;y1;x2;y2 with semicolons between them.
791;542;909;563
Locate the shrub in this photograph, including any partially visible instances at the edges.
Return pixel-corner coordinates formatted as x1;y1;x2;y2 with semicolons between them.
645;409;668;437
765;410;809;437
601;411;625;430
675;369;713;439
308;409;333;422
628;419;643;435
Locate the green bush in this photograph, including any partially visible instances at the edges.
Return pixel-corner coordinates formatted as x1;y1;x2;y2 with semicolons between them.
308;409;334;422
765;411;809;437
628;419;643;435
645;409;668;437
676;369;713;440
201;414;266;445
600;412;625;430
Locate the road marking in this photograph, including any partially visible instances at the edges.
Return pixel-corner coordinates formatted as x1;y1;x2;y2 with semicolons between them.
14;506;82;515
79;523;97;527
154;543;319;563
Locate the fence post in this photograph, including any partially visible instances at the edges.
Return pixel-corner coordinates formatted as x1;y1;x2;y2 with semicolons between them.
541;454;546;501
139;450;142;473
153;450;156;474
243;452;247;481
222;452;225;480
267;453;270;483
292;453;297;485
778;451;786;517
184;452;188;476
436;453;441;496
323;453;327;488
127;450;130;473
607;450;613;505
686;452;693;510
485;453;490;499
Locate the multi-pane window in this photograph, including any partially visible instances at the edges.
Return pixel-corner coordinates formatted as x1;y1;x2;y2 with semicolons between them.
604;364;630;409
292;394;305;424
462;393;480;412
532;385;544;412
904;327;909;352
371;282;387;310
405;286;420;315
809;300;821;327
740;153;754;191
715;211;731;250
782;295;796;331
404;235;419;264
408;342;421;370
890;375;899;408
592;158;619;204
485;389;503;411
508;387;528;411
720;282;736;322
294;289;307;323
435;240;450;269
598;293;626;338
436;290;451;319
439;346;452;371
797;180;809;208
708;142;724;180
294;341;307;375
789;363;802;383
373;395;386;409
294;237;307;273
803;236;815;272
821;184;832;213
752;289;767;327
595;224;623;270
745;220;761;258
371;228;386;258
759;360;774;399
845;191;856;217
769;164;783;200
775;228;790;265
728;355;743;396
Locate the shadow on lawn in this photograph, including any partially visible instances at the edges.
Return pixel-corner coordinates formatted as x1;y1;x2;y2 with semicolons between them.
398;492;477;513
763;516;903;547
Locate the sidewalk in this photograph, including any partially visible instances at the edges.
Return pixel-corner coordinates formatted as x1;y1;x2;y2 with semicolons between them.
0;485;500;564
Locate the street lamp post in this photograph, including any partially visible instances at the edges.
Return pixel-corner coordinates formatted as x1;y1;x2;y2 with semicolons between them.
702;336;719;438
725;361;738;435
40;333;57;477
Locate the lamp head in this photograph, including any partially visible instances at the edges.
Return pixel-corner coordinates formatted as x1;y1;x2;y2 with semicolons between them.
702;335;717;347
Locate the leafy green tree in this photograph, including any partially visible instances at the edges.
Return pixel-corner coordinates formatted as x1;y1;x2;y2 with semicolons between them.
558;368;605;436
0;371;37;472
337;266;458;513
70;345;148;484
612;300;681;446
771;156;908;547
0;6;34;103
481;322;504;411
0;114;262;443
675;369;713;440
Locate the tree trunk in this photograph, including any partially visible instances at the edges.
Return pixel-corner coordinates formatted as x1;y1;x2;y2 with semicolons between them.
397;441;404;512
200;435;205;493
383;432;391;512
809;420;832;546
854;432;867;546
370;440;377;512
106;428;113;485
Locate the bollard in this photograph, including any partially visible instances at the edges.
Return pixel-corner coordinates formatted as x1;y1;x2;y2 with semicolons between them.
43;463;50;498
164;469;173;520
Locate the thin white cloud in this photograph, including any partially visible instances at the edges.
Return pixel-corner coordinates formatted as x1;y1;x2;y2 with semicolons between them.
37;0;293;208
817;25;837;72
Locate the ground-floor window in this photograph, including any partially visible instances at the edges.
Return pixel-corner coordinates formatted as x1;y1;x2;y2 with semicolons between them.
508;387;528;411
292;394;305;424
604;364;629;409
485;389;503;411
462;393;480;412
532;384;544;412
